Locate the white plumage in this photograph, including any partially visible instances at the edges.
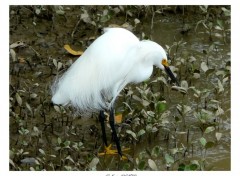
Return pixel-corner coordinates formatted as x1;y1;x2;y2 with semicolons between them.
51;28;169;112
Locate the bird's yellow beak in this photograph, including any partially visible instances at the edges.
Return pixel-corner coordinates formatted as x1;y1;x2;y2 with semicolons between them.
162;58;179;86
162;58;169;67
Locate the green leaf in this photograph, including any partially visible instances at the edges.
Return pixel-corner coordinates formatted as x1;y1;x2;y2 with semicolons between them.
151;146;160;157
54;105;61;113
200;137;207;147
123;163;131;170
221;7;230;16
64;166;72;171
177;104;191;115
156;101;167;113
33;126;39;131
15;93;22;106
134;18;140;25
57;137;62;145
66;155;74;163
183;105;191;114
178;163;185;171
55;146;61;151
204;126;215;134
216;105;224;116
171;86;188;94
170;148;178;155
57;62;63;71
64;140;71;147
53;59;58;68
146;124;153;132
184;164;198;171
215;25;223;31
21;157;37;165
126;130;137;140
201;62;208;72
25;102;33;114
215;132;222;141
100;14;110;23
137;129;146;137
199;5;208;13
165;153;174;164
193;73;200;79
88;157;99;169
205;68;215;77
30;93;38;99
132;95;142;102
217;79;224;93
9;159;16;168
190;164;198;170
138;160;146;170
39;148;45;155
217;19;224;28
205;141;215;149
148;159;158;171
142;99;150;107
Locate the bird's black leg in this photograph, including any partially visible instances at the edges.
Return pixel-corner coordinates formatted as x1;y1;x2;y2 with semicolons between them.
109;107;122;157
99;110;108;146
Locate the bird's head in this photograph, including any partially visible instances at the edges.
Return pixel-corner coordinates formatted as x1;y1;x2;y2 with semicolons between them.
150;43;179;86
140;40;179;86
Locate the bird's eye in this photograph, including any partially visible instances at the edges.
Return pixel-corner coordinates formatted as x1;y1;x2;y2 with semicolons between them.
162;58;169;66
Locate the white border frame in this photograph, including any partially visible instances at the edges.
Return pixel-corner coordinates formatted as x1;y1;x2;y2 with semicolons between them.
2;1;238;175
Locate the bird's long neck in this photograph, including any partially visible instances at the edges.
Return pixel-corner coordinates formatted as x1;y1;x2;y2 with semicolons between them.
139;40;166;68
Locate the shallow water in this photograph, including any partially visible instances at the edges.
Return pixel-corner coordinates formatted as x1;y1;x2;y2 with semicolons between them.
149;15;230;170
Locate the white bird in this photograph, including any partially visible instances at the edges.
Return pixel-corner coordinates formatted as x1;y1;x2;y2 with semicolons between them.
51;28;178;159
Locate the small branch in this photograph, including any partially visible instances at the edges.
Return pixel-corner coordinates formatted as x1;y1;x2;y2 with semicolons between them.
71;18;81;38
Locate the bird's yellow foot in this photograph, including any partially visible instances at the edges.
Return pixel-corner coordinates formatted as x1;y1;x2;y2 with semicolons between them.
98;144;118;156
98;144;130;160
120;155;128;160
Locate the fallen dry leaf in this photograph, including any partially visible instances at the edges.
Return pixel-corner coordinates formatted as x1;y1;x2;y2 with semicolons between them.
18;57;26;63
64;44;84;56
10;49;17;62
106;113;123;124
10;41;26;49
115;114;123;124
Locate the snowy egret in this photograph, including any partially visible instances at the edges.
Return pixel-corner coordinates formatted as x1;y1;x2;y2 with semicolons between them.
51;28;179;159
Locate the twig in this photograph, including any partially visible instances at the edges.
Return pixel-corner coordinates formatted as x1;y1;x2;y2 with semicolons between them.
71;18;81;38
151;6;155;31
